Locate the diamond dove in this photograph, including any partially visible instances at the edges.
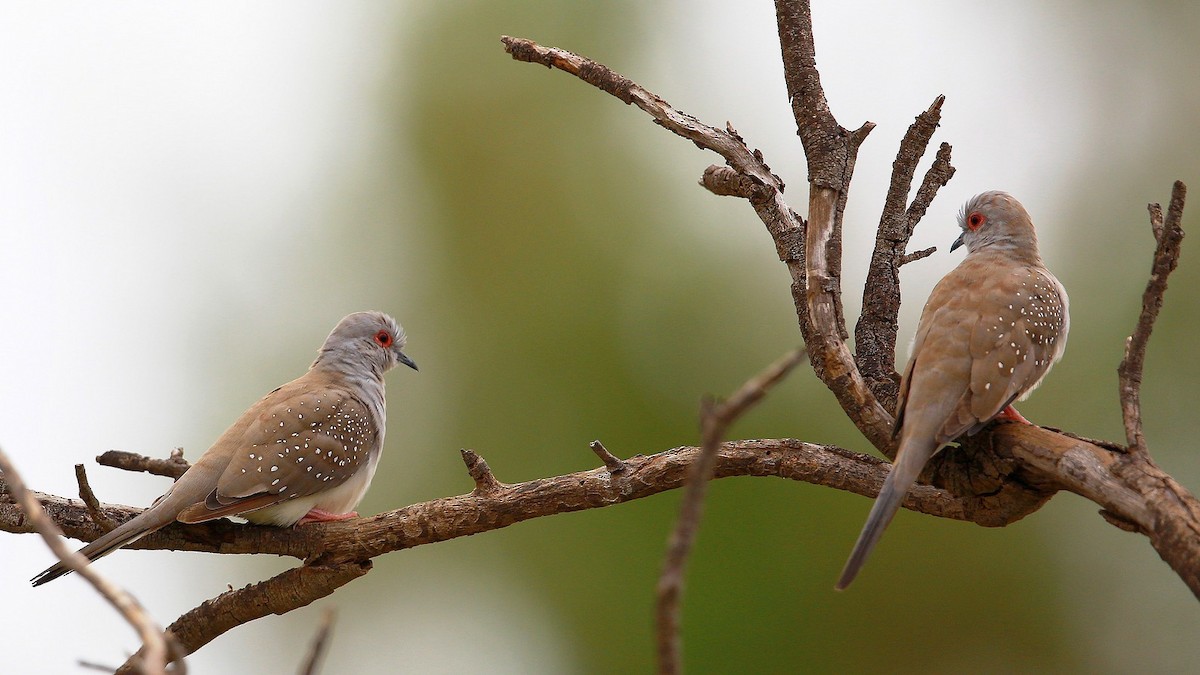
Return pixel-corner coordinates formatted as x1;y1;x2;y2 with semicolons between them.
836;192;1069;589
33;311;417;586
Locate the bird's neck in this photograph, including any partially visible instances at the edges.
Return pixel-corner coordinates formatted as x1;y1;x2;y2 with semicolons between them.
309;356;388;429
970;242;1044;267
311;351;387;389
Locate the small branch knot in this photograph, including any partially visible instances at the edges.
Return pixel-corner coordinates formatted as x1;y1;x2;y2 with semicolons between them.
700;165;774;204
460;449;504;495
589;440;627;474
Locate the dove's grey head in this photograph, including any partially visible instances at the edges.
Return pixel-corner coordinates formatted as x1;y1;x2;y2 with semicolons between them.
313;311;417;378
952;191;1041;260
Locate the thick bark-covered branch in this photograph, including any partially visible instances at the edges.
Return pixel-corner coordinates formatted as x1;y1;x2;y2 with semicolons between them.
774;1;896;453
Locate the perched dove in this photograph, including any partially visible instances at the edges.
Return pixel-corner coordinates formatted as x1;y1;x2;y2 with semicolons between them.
33;311;416;586
837;192;1068;589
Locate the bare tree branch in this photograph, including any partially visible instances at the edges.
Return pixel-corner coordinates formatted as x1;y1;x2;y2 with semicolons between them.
117;563;367;674
8;388;1200;664
656;348;806;675
855;98;956;417
5;6;1197;667
98;448;190;480
0;446;175;674
502;32;894;454
773;1;898;453
298;608;336;675
1118;181;1187;456
75;463;116;532
501;25;1199;597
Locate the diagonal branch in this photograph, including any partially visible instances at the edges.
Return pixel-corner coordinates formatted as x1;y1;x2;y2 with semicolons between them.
0;447;176;675
116;562;368;673
1118;181;1187;455
656;348;807;675
75;464;117;532
298;608;337;675
502;32;894;452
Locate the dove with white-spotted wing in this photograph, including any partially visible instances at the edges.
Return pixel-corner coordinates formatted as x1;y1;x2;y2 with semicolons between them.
836;192;1068;589
33;311;417;586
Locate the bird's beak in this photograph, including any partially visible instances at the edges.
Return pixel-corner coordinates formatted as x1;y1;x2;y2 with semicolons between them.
397;351;418;371
950;231;965;252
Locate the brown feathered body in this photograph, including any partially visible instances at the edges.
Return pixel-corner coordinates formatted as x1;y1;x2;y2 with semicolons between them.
837;192;1068;589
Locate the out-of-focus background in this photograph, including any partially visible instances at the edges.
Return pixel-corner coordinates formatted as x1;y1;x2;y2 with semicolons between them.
2;1;1198;672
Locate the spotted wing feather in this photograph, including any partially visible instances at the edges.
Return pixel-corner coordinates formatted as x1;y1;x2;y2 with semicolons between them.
958;264;1068;437
177;385;379;523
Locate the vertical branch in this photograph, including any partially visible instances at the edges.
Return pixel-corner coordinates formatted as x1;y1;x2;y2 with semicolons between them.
774;0;893;451
855;97;956;416
1118;181;1187;455
775;0;874;339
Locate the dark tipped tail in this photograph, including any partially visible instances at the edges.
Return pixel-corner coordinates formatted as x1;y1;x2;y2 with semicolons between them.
835;441;936;590
835;474;907;590
31;515;158;586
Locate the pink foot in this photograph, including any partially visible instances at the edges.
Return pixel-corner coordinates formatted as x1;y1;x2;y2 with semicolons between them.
297;508;359;525
994;404;1033;425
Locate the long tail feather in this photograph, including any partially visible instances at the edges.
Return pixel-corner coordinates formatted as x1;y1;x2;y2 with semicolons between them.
31;510;165;586
835;440;937;590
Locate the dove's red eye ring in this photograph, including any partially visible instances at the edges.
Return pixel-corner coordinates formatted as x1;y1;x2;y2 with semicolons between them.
374;330;393;347
967;212;986;230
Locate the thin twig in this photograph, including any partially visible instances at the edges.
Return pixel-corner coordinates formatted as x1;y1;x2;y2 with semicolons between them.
1118;181;1187;455
899;247;937;266
75;464;117;532
298;608;337;675
0;446;173;675
98;449;191;480
656;348;807;675
589;440;627;473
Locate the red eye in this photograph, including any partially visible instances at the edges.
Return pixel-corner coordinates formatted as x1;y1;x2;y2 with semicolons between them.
374;330;393;347
967;212;986;230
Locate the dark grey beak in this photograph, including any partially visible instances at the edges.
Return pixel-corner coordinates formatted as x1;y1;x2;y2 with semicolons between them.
397;351;418;371
950;231;965;252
